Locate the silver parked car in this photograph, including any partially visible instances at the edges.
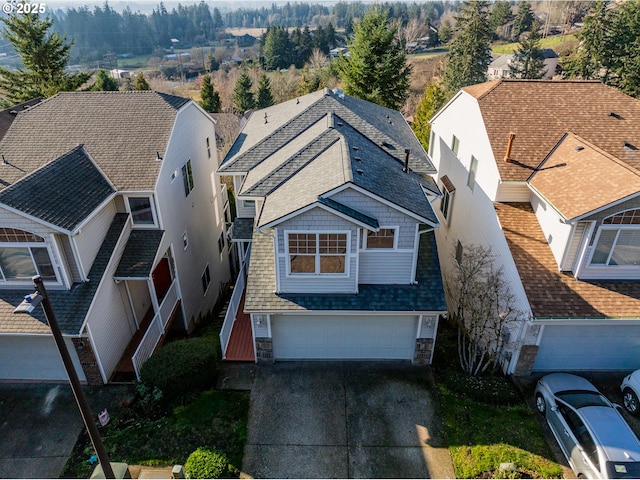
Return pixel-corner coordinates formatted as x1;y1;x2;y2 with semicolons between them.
535;373;640;479
621;370;640;416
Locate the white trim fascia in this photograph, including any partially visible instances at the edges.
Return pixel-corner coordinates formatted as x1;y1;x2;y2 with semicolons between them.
70;236;89;282
429;89;466;124
558;222;576;272
324;183;438;226
244;309;448;316
430;315;440;364
274;229;281;293
410;223;420;284
78;219;131;334
50;233;71;289
570;191;640;223
355;228;360;292
533;317;640;324
71;192;119;235
0;331;81;337
574;220;596;280
416;314;422;338
260;202;379;231
0;203;71;234
266;314;272;338
86;323;108;384
123;280;139;329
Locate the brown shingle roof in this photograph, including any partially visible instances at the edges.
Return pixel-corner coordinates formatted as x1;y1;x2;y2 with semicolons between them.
0;91;189;191
529;133;640;221
464;80;640;182
495;202;640;319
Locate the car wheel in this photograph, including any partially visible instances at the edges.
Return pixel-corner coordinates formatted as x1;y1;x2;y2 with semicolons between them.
623;387;640;416
535;393;546;414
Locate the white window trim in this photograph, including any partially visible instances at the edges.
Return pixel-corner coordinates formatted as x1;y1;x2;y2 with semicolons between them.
467;156;478;191
284;230;351;278
182;159;194;197
125;195;159;228
201;264;211;296
182;230;189;251
588;225;640;267
451;134;460;156
0;242;61;285
362;226;399;250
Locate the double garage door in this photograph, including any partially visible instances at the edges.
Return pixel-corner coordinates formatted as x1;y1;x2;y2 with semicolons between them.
0;335;86;382
534;324;640;371
271;314;418;360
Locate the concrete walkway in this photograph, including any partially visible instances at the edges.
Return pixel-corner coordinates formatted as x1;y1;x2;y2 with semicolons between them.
241;362;455;479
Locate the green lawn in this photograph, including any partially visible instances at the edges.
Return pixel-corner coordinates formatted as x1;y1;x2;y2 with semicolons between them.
116;54;152;69
492;34;578;54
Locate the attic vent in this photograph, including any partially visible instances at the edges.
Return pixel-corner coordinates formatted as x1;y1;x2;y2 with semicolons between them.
337;121;344;127
9;110;17;115
352;146;359;151
609;111;623;120
382;141;393;149
386;114;392;124
355;157;362;162
624;142;638;150
575;145;584;152
356;168;364;175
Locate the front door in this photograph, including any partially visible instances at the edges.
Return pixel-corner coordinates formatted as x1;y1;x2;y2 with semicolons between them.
152;257;172;304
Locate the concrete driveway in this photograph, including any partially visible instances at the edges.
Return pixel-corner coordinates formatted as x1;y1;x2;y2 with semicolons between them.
241;362;454;479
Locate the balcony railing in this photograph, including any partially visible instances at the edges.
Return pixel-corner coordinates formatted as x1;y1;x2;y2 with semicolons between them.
131;278;180;379
219;248;250;358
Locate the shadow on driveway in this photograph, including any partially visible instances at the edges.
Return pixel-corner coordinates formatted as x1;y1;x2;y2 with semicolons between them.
241;361;455;479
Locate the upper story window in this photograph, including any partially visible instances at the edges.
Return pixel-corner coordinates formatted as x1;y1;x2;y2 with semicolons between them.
288;232;348;275
467;156;478;191
440;175;455;223
206;137;211;159
365;228;396;249
455;240;463;265
127;197;156;226
0;228;56;282
590;209;640;266
201;264;211;295
451;135;460;156
428;131;435;158
182;159;194;197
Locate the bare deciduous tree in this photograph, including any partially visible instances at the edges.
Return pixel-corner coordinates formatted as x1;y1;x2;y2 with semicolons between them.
445;242;524;376
396;17;427;47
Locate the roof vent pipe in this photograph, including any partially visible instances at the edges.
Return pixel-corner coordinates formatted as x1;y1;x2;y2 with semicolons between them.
327;113;334;129
504;133;516;163
403;148;411;172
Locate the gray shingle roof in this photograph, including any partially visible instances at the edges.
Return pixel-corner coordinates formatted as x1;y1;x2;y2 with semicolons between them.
0;91;189;191
0;97;43;141
220;88;435;174
114;229;164;279
244;228;446;312
0;145;115;232
0;213;129;334
231;217;254;241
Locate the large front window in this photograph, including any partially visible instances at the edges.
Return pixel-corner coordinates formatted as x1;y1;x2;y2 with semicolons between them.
288;232;347;274
590;209;640;266
128;197;155;225
0;228;56;281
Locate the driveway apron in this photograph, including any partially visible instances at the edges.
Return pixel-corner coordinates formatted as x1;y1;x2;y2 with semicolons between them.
242;362;454;479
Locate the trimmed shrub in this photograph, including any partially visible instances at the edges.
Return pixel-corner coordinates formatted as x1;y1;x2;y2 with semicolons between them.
185;447;228;479
139;337;218;404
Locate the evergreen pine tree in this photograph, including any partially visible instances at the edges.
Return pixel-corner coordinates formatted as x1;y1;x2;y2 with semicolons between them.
93;70;119;91
200;74;221;112
443;0;493;94
0;12;90;105
135;72;151;90
336;6;411;110
122;77;135;91
412;81;448;151
256;73;274;109
509;22;546;79
513;1;535;39
233;70;255;113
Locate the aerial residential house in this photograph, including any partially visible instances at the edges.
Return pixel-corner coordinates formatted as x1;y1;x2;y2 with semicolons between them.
0;91;231;384
217;89;446;364
429;79;640;375
487;50;558;80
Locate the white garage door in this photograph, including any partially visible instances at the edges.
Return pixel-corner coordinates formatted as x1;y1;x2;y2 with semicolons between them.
534;324;640;371
272;315;417;360
0;335;86;382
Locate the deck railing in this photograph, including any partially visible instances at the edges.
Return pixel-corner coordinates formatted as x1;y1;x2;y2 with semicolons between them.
219;248;250;358
131;278;180;379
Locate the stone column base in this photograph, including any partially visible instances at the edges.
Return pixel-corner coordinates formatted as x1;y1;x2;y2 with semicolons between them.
413;338;434;365
72;337;103;385
514;345;539;376
255;337;274;364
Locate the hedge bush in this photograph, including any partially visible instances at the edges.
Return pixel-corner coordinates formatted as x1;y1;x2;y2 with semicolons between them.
139;337;218;404
185;447;228;479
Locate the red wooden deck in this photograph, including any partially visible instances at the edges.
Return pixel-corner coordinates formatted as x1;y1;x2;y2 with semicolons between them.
224;293;255;362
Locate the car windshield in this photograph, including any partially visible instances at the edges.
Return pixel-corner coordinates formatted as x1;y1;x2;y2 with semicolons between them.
556;390;611;409
606;461;640;479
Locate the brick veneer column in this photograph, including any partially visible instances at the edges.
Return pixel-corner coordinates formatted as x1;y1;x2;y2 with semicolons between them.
255;337;274;364
514;345;539;376
413;338;434;365
72;337;103;385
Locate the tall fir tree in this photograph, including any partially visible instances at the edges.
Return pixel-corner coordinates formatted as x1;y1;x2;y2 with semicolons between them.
135;72;151;90
411;81;448;152
443;0;493;94
490;0;513;40
509;22;546;79
513;1;535;38
93;70;119;91
200;74;220;112
233;70;255;113
0;12;89;105
256;73;274;109
336;6;411;110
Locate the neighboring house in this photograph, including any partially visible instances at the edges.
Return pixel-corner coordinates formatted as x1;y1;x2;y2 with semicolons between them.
217;88;446;364
487;49;558;80
0;91;231;384
429;79;640;375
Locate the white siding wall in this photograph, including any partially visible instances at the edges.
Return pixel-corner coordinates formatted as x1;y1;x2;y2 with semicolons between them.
85;221;135;382
127;279;152;323
495;181;531;202
251;313;269;337
561;222;588;272
156;103;231;328
531;194;573;268
234;175;256;218
74;201;117;277
430;93;533;337
275;208;358;293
